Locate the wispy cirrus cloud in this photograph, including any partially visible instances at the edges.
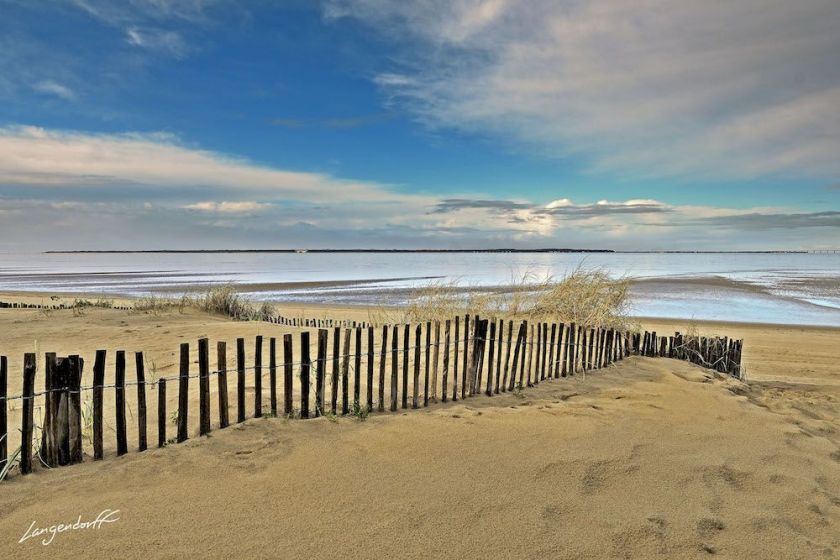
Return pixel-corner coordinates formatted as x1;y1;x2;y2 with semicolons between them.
125;27;190;58
326;0;840;181
32;80;76;100
69;0;220;25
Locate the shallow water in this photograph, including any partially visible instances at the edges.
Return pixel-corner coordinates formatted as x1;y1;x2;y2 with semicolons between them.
1;251;839;326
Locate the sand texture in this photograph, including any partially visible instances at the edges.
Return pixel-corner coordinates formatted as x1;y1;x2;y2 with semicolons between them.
0;304;839;558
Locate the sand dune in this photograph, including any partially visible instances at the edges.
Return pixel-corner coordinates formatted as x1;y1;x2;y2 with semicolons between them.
1;304;839;558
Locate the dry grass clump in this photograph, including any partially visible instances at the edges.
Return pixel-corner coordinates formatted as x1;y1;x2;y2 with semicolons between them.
133;294;186;314
195;284;275;322
404;267;633;329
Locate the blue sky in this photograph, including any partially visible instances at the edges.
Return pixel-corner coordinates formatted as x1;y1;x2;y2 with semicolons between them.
1;0;839;250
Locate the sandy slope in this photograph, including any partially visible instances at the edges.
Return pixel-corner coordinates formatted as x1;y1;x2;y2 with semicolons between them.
0;304;839;558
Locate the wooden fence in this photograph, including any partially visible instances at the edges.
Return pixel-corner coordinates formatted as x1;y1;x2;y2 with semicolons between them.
0;317;743;480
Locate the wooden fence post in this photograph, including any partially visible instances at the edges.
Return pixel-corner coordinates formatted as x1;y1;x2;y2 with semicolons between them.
557;323;566;377
354;327;362;410
486;320;496;396
341;329;351;415
0;356;6;472
20;353;36;475
378;326;387;412
316;329;328;417
413;324;421;409
177;343;189;442
283;334;293;416
462;315;471;399
237;338;246;422
441;320;450;402
157;378;166;447
453;317;460;402
136;352;148;452
510;321;525;391
468;319;482;394
367;326;375;411
217;341;229;428
501;320;512;392
494;319;504;392
390;325;398;412
68;356;83;464
432;321;440;402
424;321;431;407
115;351;128;456
198;339;211;436
92;350;106;460
269;338;277;417
331;327;340;415
525;321;534;387
254;336;263;418
41;353;57;467
547;324;557;379
566;322;576;376
402;324;410;409
300;331;311;419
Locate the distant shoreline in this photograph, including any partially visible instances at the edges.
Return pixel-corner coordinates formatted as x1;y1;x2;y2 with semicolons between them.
43;248;812;254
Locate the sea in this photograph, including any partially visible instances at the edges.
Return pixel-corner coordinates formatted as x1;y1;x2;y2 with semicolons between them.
1;251;839;327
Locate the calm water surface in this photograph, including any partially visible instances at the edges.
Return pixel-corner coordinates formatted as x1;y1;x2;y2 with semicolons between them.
1;252;839;326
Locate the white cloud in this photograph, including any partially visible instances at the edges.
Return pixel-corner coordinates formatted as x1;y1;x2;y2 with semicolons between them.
327;0;840;180
2;125;837;249
0;125;426;205
32;80;76;100
125;27;190;58
184;201;273;214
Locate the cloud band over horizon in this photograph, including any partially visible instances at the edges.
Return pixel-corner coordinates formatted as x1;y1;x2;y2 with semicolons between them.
0;124;837;251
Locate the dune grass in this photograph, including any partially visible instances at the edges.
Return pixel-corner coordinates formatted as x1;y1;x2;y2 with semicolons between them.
193;284;276;322
401;267;634;329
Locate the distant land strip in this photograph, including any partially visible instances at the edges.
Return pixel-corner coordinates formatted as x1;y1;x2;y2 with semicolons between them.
44;249;811;254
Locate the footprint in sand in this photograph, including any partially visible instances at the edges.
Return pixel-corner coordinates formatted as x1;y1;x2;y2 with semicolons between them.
696;517;726;539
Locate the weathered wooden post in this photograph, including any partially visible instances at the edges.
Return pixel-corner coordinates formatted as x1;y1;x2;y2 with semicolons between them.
367;326;375;411
20;353;36;475
300;331;311;419
354;327;362;410
254;336;263;418
115;351;128;455
177;343;190;442
283;334;293;416
402;324;410;409
237;338;246;422
157;378;166;447
217;341;230;428
198;339;211;436
341;328;351;415
423;321;431;407
136;352;148;451
0;356;6;471
269;337;277;417
453;317;460;402
315;329;328;417
486;320;496;396
378;326;388;412
390;325;398;411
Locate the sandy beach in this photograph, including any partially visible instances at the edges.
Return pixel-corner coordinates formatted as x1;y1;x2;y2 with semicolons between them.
1;295;838;559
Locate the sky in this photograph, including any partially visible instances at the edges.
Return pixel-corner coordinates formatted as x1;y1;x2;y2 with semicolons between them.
1;0;839;250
